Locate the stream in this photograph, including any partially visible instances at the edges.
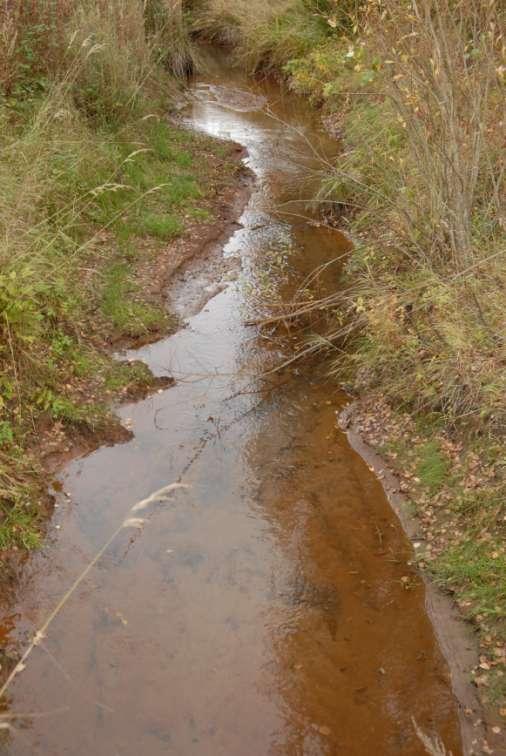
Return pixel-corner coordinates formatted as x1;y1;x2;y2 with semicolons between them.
0;50;464;755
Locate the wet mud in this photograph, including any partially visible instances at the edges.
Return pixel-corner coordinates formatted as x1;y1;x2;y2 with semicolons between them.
0;49;467;755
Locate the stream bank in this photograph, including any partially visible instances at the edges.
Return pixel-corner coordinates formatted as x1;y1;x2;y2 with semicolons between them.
188;3;506;733
0;49;483;755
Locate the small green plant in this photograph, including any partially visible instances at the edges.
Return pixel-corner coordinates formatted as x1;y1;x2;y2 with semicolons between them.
188;207;212;222
50;332;74;358
416;441;449;493
0;503;41;551
104;361;155;392
101;263;167;336
0;422;14;447
434;541;506;621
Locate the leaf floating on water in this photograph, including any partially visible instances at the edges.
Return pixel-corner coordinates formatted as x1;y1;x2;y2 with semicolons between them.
122;517;145;530
311;724;331;737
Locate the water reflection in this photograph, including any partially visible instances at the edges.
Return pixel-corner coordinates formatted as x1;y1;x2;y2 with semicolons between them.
247;383;462;753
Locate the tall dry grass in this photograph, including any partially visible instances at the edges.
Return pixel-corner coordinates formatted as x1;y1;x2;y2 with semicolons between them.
257;0;505;428
192;0;334;71
0;0;195;548
0;0;192;100
334;0;506;425
373;0;503;271
0;0;73;96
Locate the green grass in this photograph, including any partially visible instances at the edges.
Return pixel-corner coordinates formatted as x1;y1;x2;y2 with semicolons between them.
416;441;450;493
193;0;335;73
141;213;183;240
0;503;41;551
0;444;43;551
0;5;237;552
434;541;506;621
188;207;213;222
101;263;168;336
103;360;156;393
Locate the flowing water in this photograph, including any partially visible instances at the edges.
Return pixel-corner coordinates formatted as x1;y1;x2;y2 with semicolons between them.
0;51;464;755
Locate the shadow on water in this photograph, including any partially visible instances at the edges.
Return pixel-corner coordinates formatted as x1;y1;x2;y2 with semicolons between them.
0;47;463;755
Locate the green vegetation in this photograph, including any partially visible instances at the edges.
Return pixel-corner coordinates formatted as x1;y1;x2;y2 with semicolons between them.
141;214;184;240
0;0;236;551
192;0;335;72
436;542;506;623
416;441;449;494
100;262;169;337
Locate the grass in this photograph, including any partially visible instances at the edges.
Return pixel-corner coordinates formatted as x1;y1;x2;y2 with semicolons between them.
141;213;184;240
0;0;237;551
0;504;42;552
434;542;506;622
101;262;168;336
416;442;449;494
434;539;506;705
192;0;335;72
103;361;155;393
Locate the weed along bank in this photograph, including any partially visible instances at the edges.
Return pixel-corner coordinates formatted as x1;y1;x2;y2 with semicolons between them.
0;1;504;754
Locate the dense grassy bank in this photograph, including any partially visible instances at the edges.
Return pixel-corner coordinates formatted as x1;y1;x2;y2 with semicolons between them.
191;0;506;713
0;1;241;554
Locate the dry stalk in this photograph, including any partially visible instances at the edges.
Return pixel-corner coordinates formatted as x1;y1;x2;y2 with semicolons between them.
0;482;190;706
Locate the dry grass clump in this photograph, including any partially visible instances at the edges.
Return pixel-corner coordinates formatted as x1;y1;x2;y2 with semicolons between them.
0;0;73;97
191;0;334;72
1;0;192;103
335;0;505;427
370;0;503;271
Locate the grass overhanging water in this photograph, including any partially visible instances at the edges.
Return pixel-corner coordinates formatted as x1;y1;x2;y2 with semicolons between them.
0;0;238;552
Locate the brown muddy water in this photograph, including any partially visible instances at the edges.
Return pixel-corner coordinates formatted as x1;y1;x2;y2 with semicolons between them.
0;51;465;755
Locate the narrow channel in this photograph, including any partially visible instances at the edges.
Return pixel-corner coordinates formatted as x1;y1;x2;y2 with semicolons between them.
0;49;463;755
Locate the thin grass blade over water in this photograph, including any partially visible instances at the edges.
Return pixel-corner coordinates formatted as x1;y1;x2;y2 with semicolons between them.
0;481;190;707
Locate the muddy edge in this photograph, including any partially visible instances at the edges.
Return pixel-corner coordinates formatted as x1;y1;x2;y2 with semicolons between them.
340;401;505;755
0;142;253;601
48;147;252;474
